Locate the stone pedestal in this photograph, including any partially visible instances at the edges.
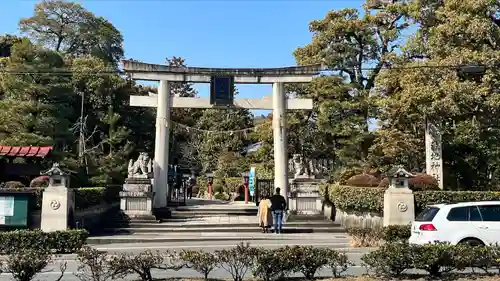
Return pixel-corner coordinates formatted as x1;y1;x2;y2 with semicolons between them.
383;187;415;226
120;177;155;220
40;163;75;232
288;177;322;215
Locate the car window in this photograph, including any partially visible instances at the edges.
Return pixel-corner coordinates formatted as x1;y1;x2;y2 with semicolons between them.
478;205;500;222
416;207;440;222
469;206;482;221
447;207;469;221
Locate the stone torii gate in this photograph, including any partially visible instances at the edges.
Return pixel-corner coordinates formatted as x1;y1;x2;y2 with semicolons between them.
122;60;320;208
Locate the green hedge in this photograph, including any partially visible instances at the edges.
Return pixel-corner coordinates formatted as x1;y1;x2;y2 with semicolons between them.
74;185;121;210
27;185;121;210
362;242;500;277
0;229;88;254
324;183;500;214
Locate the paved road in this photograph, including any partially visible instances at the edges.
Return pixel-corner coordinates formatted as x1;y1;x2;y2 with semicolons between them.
0;240;374;281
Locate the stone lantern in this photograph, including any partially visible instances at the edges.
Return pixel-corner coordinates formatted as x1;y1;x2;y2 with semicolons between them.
40;163;75;232
387;165;415;189
383;165;415;227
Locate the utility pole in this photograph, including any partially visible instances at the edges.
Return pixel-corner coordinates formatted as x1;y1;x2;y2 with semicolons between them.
78;90;85;163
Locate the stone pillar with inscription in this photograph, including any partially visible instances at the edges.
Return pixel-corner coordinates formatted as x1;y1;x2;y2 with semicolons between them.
425;119;443;189
383;166;415;227
120;153;156;220
41;163;75;232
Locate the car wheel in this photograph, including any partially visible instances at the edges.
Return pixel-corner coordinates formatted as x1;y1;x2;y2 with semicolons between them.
459;238;485;247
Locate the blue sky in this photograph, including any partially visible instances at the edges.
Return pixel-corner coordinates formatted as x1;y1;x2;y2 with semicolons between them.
1;0;364;117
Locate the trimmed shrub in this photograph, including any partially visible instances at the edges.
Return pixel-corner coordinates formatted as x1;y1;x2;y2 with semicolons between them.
3;248;67;281
381;225;411;242
108;250;180;281
334;167;364;184
328;184;500;214
411;243;460;276
346;228;382;247
180;249;218;281
378;173;439;191
289;246;331;279
215;242;258;281
75;246;114;281
346;173;380;187
252;247;294;281
74;186;121;210
361;242;413;277
0;229;88;254
29;176;49;188
4;181;25;189
329;184;385;214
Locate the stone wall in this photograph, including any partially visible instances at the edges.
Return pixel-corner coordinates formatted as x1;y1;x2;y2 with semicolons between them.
322;202;383;229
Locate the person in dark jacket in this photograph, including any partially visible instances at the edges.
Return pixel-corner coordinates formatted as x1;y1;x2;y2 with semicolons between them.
269;187;287;234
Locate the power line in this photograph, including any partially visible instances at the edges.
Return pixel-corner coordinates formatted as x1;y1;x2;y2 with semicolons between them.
0;64;492;76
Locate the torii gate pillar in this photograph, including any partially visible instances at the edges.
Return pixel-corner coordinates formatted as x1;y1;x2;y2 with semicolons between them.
153;80;171;208
272;82;288;196
123;60;321;208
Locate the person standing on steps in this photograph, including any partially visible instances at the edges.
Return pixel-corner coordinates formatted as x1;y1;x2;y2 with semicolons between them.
187;173;196;199
269;187;287;234
257;195;272;233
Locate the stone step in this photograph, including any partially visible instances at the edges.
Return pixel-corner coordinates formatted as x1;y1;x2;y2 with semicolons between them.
169;211;258;217
104;226;346;234
87;233;350;245
122;221;340;228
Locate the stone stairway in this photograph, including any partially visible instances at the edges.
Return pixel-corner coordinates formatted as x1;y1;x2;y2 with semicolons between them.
86;198;348;245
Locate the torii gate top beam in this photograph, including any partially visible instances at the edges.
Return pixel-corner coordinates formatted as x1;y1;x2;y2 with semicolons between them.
122;60;323;84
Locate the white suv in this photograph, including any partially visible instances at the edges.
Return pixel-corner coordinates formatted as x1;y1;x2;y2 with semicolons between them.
409;201;500;246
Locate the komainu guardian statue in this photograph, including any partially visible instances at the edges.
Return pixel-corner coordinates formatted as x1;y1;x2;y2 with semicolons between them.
127;152;153;178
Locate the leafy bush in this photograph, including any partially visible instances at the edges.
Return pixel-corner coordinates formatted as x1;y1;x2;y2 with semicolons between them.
75;186;121;210
214;191;230;201
328;184;500;214
252;247;294;281
108;250;180;281
411;243;458;276
329;184;385;214
413;191;500;214
0;229;88;254
333;167;364;184
75;246;113;281
346;228;382;247
346;173;380;187
381;225;411;242
2;248;66;281
4;181;25;189
327;250;353;278
378;173;439;191
215;242;258;281
290;246;331;279
29;176;49;188
180;249;218;281
361;242;500;278
362;242;413;277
